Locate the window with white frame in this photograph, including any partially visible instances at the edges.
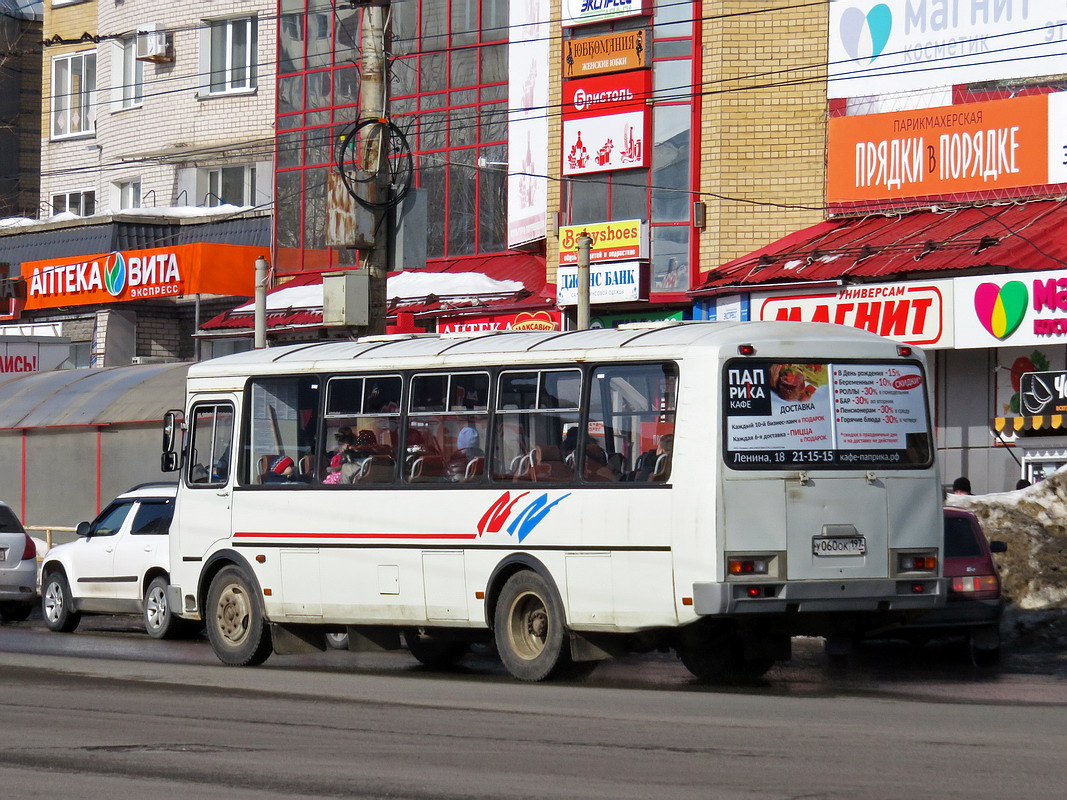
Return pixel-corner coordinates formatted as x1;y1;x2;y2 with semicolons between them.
51;190;96;216
117;179;141;209
206;17;257;94
52;51;96;137
205;165;256;206
120;36;144;109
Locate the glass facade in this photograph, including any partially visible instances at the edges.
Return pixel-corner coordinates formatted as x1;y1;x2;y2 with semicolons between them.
275;0;509;273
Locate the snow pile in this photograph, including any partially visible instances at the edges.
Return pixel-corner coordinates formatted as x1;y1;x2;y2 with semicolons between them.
947;471;1067;609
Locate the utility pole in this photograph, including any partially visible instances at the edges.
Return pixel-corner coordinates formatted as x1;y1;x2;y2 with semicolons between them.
254;255;268;349
359;3;389;335
576;233;592;330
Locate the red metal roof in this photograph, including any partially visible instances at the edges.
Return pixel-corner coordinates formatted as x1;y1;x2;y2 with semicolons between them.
695;199;1067;291
200;254;551;333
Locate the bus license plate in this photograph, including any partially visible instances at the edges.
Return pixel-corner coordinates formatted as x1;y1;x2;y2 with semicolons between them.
812;536;866;557
0;549;6;562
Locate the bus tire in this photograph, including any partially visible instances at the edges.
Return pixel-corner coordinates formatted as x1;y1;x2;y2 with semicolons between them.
41;572;81;633
404;629;468;669
494;570;568;682
205;566;273;666
676;623;774;684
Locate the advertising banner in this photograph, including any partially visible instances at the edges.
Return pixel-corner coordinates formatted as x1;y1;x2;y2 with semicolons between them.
21;243;259;310
828;0;1067;100
507;0;550;248
955;268;1067;349
0;337;70;374
723;360;931;469
562;70;650;176
557;261;646;305
1018;370;1067;416
755;280;953;348
558;219;648;264
563;0;648;28
828;94;1067;204
437;309;560;333
563;29;648;78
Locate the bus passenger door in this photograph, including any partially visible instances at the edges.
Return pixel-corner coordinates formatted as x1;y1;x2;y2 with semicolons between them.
173;399;237;574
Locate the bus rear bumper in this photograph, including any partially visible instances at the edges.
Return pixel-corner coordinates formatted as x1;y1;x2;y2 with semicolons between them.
692;578;945;616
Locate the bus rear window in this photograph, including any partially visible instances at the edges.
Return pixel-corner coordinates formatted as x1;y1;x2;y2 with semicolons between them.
722;360;933;469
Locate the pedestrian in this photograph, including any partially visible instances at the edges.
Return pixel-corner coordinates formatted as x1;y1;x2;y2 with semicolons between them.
951;476;972;495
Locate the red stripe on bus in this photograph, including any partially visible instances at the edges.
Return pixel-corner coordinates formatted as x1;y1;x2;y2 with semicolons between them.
233;532;479;540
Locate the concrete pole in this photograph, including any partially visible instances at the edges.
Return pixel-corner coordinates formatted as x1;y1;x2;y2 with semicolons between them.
576;233;593;330
254;255;268;349
360;5;389;335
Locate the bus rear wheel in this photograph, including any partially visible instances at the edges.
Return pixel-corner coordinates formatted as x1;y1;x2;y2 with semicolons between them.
676;622;775;684
206;566;272;666
494;571;569;682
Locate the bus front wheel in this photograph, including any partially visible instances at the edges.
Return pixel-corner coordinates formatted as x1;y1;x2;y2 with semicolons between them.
206;566;273;666
494;571;569;682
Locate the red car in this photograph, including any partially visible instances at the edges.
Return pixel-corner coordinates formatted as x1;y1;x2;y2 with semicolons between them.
898;508;1007;663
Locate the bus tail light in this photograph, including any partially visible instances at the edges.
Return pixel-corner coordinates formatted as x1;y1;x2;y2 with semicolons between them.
897;553;938;573
728;558;768;575
897;345;913;357
737;344;756;356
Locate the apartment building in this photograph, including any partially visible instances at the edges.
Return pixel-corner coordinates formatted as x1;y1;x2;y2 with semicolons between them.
0;0;275;366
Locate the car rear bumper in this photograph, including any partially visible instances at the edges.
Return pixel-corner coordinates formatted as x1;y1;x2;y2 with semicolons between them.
895;597;1003;631
0;570;37;599
693;577;944;616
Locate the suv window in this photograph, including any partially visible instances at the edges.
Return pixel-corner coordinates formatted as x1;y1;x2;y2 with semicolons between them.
91;502;134;537
944;516;983;558
0;506;24;533
131;499;174;535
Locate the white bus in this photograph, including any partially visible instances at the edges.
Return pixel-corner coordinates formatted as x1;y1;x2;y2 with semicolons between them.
162;321;945;682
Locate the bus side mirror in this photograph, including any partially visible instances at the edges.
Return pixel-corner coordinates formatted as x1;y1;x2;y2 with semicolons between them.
162;410;181;453
162;410;183;472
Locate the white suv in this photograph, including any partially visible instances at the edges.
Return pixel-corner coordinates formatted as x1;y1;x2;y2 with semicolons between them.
40;483;185;638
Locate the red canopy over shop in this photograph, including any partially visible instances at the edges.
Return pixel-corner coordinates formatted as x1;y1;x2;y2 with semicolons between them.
695;199;1067;291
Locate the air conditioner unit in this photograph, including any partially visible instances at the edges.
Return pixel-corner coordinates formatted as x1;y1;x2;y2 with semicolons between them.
135;24;174;62
131;356;178;365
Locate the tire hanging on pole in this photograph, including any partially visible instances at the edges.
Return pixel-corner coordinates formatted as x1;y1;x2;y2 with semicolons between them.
334;117;414;212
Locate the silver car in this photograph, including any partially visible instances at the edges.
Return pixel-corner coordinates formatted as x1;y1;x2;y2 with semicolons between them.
0;501;37;622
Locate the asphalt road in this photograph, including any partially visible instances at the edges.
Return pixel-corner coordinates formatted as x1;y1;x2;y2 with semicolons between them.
1;614;1066;799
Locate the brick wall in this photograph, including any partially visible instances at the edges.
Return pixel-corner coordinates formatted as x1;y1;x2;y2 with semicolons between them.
698;1;827;273
40;0;276;213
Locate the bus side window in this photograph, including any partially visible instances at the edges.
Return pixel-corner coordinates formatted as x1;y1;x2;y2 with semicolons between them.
245;377;319;486
494;369;580;483
187;403;234;488
407;372;489;484
588;363;678;483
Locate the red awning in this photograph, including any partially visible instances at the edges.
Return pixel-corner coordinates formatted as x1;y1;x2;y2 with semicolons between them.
695;199;1067;291
200;253;552;334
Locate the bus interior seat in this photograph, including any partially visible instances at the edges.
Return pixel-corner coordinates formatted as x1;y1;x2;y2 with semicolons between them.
408;454;446;482
358;455;395;483
651;453;672;482
461;456;485;482
256;454;280;484
533;445;572;481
